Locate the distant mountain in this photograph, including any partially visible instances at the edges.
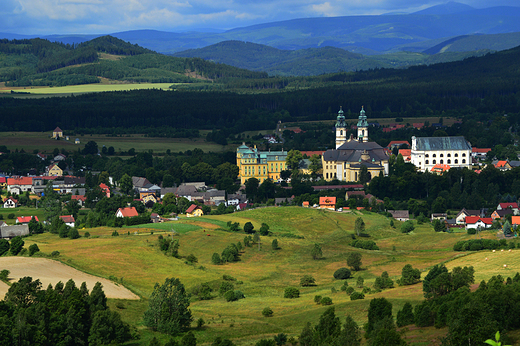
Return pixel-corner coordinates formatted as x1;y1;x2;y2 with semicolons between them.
423;32;520;54
412;1;474;15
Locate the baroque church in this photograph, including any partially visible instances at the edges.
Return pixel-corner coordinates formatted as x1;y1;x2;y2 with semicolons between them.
322;107;389;182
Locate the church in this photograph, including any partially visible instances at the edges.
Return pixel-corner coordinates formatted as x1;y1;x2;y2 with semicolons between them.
322;107;389;182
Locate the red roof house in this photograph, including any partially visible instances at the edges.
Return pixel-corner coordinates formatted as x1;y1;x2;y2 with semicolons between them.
99;183;111;198
59;215;75;227
497;202;519;211
116;207;138;218
319;196;336;210
465;216;493;229
16;216;39;224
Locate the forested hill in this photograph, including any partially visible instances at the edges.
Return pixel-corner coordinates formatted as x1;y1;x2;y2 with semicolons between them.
0;36;267;87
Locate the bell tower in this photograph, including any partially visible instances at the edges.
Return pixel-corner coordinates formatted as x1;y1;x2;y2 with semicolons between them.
335;106;347;149
357;106;368;143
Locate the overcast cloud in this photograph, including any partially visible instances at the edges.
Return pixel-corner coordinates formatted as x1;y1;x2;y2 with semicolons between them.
1;0;519;35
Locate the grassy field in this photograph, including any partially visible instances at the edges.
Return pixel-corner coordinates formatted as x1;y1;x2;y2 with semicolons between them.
0;83;184;95
18;206;516;345
0;132;229;154
0;206;45;225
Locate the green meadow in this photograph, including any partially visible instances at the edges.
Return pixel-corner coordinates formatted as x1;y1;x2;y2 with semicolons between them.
22;207;517;345
0;83;182;95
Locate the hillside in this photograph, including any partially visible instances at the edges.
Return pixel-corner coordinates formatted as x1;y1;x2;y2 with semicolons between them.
0;36;267;87
21;207;520;345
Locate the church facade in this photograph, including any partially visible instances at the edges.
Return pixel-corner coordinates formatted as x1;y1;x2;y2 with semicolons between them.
322;107;389;182
410;136;472;172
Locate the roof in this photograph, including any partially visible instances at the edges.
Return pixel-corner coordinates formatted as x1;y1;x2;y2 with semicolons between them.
301;151;325;157
388;210;409;219
53;127;62;132
117;207;138;218
313;184;363;191
472;148;491;153
71;195;87;201
17;216;39;223
64;176;85;185
186;204;199;213
8;177;33;186
323;141;388;163
465;216;493;225
457;209;481;217
59;215;75;223
414;136;472;151
431;164;451;172
0;225;29;238
499;202;518;209
319;196;336;205
3;196;18;203
99;183;110;189
512;216;520;225
302;201;310;206
132;176;152;188
398;149;411;157
387;140;410;148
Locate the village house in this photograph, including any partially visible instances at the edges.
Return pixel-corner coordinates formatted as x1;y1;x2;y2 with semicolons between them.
465;216;493;230
3;196;18;208
512;216;520;227
116;207;138;218
431;213;447;221
302;201;310;207
60;215;75;228
71;195;87;207
0;224;29;239
7;177;33;194
16;216;39;225
186;204;204;217
472;148;491;160
491;209;514;220
456;209;482;224
100;183;111;198
496;202;519;212
0;177;6;189
52;127;64;139
388;210;410;221
319;196;336;210
47;164;63;176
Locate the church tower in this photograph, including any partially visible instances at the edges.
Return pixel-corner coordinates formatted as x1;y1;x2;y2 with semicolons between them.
357;106;368;143
335;106;347;149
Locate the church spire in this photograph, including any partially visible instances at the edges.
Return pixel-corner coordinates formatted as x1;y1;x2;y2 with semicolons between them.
357;106;368;142
335;106;347;149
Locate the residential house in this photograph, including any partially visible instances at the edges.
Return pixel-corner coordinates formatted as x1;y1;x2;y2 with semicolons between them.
16;216;39;224
132;176;161;195
47;164;63;176
75;138;80;144
497;202;519;212
7;177;33;194
71;195;87;206
410;136;472;172
319;197;336;210
174;184;198;199
302;201;310;207
116;207;138;218
512;216;520;226
430;163;451;175
398;149;411;162
387;140;410;150
3;196;18;208
0;221;6;227
388;210;410;221
465;216;493;229
472;148;491;160
141;192;158;205
491;209;514;220
275;197;294;206
100;183;111;198
60;215;75;228
53;153;67;162
313;184;363;191
226;193;247;207
36;153;47;161
456;209;481;224
160;187;177;199
186;204;203;217
0;225;29;239
0;177;6;189
151;213;162;223
52;127;63;139
431;213;447;221
207;189;226;206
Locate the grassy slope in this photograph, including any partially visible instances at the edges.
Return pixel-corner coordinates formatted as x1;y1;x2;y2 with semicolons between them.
23;207;518;345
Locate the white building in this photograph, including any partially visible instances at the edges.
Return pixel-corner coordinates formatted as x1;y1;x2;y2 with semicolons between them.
410;136;472;172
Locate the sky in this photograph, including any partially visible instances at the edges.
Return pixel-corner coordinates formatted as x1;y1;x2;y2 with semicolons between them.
1;0;519;35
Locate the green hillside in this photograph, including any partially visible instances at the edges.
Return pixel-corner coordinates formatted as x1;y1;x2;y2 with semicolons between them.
0;36;267;87
24;206;518;345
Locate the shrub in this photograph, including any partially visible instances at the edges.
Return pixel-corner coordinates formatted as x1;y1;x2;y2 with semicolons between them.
0;239;10;256
69;228;80;239
350;291;365;300
0;269;9;282
186;254;198;264
271;239;280;250
311;243;323;260
197;318;205;329
467;228;477;235
314;295;322;304
28;243;40;256
219;282;234;295
346;286;355;295
320;297;333;305
351;239;379;250
374;271;394;290
7;213;15;219
223;274;236;281
262;307;273;317
333;267;352;280
112;230;119;236
51;251;60;257
401;220;415;233
224;290;244;302
284;287;300;299
356;277;364;288
300;275;316;287
212;253;222;265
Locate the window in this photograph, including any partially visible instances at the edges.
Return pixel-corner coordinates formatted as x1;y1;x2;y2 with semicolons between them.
425;154;429;158
425;160;429;164
455;153;458;157
447;159;451;164
440;154;443;158
455;159;458;164
433;154;436;158
326;173;329;179
433;160;436;164
340;130;343;135
440;160;443;164
462;153;466;157
462;159;466;164
447;153;451;157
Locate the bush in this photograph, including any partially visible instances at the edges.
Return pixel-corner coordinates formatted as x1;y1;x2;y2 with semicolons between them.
223;274;236;281
69;228;80;239
224;290;244;302
333;267;352;280
351;239;379;250
311;243;323;260
346;287;355;295
262;307;273;317
0;269;9;282
314;295;322;304
7;213;15;219
300;275;316;287
28;243;40;256
212;253;222;265
320;297;333;305
350;291;365;300
271;239;280;250
112;230;119;236
0;239;10;256
284;287;300;299
467;228;477;235
219;281;234;295
51;250;60;257
186;254;198;264
401;220;415;233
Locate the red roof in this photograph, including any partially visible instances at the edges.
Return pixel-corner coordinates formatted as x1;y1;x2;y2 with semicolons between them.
0;177;6;183
495;161;508;168
186;204;199;213
59;215;75;223
387;141;410;148
53;127;62;132
431;164;451;172
472;148;491;153
413;123;424;129
99;183;109;189
398;149;411;157
117;207;138;218
17;216;39;223
7;177;33;186
499;202;518;209
319;196;336;205
71;195;87;202
3;196;18;203
465;216;493;225
302;201;309;206
301;151;325;157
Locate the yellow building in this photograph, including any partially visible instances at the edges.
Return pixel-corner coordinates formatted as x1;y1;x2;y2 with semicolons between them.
237;143;287;184
322;107;389;182
47;164;63;177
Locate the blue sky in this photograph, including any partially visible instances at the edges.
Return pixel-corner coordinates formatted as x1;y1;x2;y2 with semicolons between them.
1;0;518;35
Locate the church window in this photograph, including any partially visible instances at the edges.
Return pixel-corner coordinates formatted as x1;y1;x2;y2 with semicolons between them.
433;160;436;164
433;154;436;158
455;159;458;164
355;172;358;181
340;130;343;135
440;160;443;164
440;154;443;158
326;173;329;179
462;159;466;164
425;154;429;158
462;153;466;157
455;153;458;157
447;153;451;157
425;160;429;164
447;159;451;164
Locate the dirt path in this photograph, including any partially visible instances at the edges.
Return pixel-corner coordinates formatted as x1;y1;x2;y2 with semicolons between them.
0;257;139;300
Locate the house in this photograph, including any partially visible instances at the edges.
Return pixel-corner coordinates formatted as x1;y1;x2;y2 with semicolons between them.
430;164;451;175
497;202;519;212
53;153;67;161
0;177;6;189
398;149;411;161
465;216;493;229
71;195;87;207
151;213;162;223
491;209;514;220
512;216;520;226
494;160;511;170
140;192;158;205
47;164;63;177
387;141;410;150
302;201;310;207
472;148;491;160
410;136;472;172
132;176;161;195
3;196;18;208
319;196;336;210
36;153;47;161
59;215;75;228
0;225;29;239
456;209;481;224
208;189;226;206
388;210;410;221
16;216;39;224
116;207;138;218
431;213;447;221
175;184;198;198
7;177;33;194
226;193;247;207
186;204;203;217
275;197;294;206
100;183;111;198
52;127;63;139
75;138;80;144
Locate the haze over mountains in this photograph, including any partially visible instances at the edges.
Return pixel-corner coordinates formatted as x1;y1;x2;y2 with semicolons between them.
2;2;520;77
